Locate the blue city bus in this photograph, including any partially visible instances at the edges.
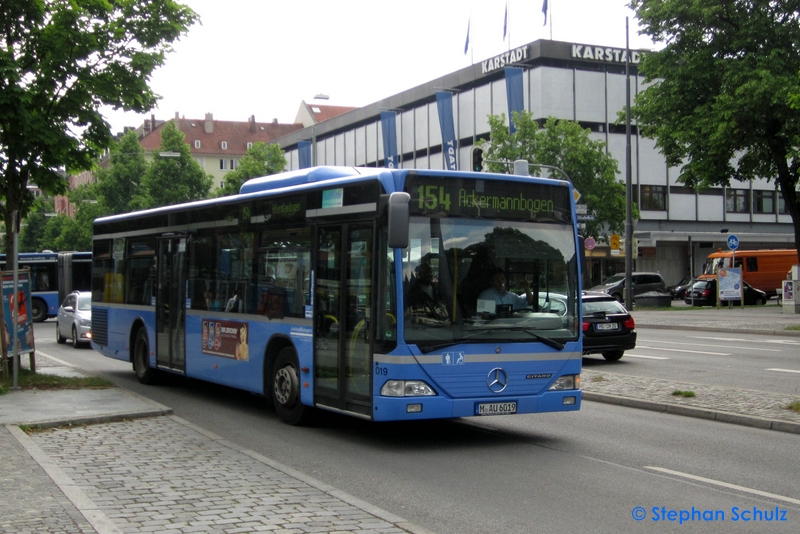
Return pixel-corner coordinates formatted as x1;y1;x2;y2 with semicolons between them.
0;251;92;322
91;166;583;424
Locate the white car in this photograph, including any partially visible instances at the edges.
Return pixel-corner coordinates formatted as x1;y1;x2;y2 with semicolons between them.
56;291;92;348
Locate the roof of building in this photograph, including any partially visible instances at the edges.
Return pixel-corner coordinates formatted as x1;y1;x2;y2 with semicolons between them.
294;101;357;128
138;113;304;155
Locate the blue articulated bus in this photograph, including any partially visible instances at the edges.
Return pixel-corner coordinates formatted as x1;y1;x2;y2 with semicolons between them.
0;251;92;322
91;166;583;424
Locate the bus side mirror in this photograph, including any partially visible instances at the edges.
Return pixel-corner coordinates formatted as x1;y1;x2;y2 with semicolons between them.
387;192;410;249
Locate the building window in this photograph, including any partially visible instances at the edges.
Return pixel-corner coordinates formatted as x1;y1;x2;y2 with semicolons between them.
221;141;228;150
753;190;775;214
726;189;749;213
247;142;253;149
640;185;666;210
194;140;201;149
778;191;789;214
219;159;228;170
230;159;236;170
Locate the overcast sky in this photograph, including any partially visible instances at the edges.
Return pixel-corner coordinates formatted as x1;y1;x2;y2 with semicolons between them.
101;0;657;134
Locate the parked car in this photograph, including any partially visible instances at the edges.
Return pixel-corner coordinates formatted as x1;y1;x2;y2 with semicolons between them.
684;279;768;307
56;291;92;348
589;272;666;301
667;276;699;300
581;291;636;361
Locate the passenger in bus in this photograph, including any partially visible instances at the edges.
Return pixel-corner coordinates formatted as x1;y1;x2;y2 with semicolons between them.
478;268;533;312
406;263;448;322
206;290;220;310
225;290;242;313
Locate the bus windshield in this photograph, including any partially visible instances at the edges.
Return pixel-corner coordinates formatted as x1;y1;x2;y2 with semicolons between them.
402;216;579;351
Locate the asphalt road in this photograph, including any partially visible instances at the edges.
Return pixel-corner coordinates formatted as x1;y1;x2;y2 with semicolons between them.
584;328;800;395
33;320;800;534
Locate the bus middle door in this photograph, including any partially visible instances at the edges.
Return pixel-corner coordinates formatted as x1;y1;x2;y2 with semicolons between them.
156;236;187;372
314;223;373;418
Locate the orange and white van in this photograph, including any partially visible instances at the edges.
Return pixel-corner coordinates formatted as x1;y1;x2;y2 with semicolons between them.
699;249;798;297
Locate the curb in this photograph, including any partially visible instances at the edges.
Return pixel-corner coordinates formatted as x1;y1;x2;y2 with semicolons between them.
583;391;800;435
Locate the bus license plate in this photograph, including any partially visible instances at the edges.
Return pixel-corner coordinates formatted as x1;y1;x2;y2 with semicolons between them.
476;402;517;415
595;323;620;331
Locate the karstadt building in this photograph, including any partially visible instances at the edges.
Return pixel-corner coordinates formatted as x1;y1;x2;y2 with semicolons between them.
272;39;795;288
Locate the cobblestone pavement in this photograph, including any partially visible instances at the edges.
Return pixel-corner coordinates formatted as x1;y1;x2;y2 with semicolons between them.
4;416;425;534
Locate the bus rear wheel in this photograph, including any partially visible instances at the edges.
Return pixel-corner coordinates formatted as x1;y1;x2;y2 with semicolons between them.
271;347;312;425
133;327;157;384
31;298;47;323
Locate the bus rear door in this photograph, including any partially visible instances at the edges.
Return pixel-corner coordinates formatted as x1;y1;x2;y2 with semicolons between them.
156;236;187;373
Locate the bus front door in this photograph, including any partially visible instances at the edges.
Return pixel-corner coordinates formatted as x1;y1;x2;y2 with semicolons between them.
314;224;373;418
156;237;187;372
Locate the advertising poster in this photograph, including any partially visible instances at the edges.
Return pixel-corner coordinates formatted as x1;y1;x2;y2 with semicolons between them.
2;271;35;355
201;319;249;361
718;268;742;301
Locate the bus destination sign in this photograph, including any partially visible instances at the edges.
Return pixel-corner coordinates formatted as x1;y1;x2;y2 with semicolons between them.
406;175;572;223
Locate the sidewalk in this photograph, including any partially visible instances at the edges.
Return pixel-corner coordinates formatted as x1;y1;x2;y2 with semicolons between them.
1;304;799;533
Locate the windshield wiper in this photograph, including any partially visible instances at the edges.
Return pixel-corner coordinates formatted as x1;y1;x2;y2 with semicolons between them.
417;329;565;353
491;327;565;350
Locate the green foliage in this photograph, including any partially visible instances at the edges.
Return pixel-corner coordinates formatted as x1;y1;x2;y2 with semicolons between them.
0;0;199;251
94;131;149;215
630;0;800;255
215;142;287;197
482;111;633;240
141;122;212;207
19;198;54;252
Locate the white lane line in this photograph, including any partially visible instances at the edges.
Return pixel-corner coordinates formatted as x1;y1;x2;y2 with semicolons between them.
765;368;800;374
622;354;670;360
29;350;76;367
645;466;800;506
648;340;781;352
690;336;800;346
636;345;730;356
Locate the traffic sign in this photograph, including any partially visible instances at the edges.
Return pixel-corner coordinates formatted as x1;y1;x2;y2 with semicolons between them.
727;234;739;251
584;237;597;250
610;234;620;250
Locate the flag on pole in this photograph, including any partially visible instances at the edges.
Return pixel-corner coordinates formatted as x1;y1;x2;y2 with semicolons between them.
542;0;548;26
464;18;470;55
503;2;508;40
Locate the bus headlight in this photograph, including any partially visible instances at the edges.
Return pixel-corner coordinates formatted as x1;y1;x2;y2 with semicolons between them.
381;380;437;397
548;375;580;391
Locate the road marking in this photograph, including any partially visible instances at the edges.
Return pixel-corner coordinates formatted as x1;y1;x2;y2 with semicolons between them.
636;345;730;356
645;466;800;506
690;336;800;346
622;354;670;360
30;350;76;367
765;368;800;374
647;340;781;352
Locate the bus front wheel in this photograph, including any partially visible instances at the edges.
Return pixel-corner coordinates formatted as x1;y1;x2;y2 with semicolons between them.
271;347;312;425
31;298;47;323
133;328;157;384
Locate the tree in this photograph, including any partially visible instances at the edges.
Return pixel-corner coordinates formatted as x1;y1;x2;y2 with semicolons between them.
94;130;149;215
141;121;212;207
0;0;198;251
481;111;633;241
19;197;54;252
629;0;800;261
215;142;287;197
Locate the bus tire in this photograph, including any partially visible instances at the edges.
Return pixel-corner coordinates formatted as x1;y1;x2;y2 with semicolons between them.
132;327;157;384
31;298;47;323
271;347;312;425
